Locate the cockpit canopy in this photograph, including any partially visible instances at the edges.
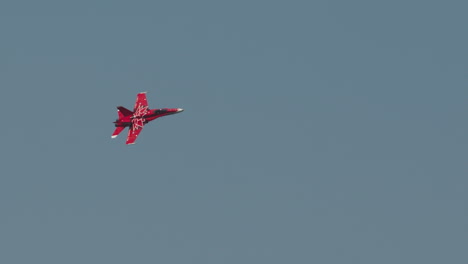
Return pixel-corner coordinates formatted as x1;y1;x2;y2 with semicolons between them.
153;108;168;115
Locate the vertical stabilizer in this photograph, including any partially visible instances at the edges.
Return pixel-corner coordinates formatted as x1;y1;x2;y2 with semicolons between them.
117;106;133;117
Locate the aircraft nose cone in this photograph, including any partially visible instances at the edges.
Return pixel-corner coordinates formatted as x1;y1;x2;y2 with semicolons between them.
177;108;184;113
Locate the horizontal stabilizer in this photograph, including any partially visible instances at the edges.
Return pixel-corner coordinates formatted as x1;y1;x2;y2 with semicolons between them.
111;126;126;138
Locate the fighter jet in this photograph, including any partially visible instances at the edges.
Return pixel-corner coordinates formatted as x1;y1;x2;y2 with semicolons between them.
112;92;184;144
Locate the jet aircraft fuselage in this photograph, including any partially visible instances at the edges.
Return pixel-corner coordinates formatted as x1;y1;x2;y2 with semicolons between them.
111;92;183;144
113;108;183;126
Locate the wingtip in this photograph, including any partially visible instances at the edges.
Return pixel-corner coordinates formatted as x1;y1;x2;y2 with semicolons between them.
111;135;118;138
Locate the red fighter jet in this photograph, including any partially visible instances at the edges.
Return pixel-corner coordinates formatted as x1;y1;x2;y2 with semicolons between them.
111;92;184;145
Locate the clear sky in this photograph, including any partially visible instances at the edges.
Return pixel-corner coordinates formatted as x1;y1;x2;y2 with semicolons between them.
1;1;467;263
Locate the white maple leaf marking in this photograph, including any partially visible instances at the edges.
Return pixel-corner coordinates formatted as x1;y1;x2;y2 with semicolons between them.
132;118;145;131
131;105;148;131
133;105;148;118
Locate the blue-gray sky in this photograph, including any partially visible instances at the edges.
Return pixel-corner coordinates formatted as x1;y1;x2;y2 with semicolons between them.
1;1;467;263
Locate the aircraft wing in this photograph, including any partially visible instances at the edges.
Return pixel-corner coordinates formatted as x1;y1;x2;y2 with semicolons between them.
126;123;144;145
133;92;149;115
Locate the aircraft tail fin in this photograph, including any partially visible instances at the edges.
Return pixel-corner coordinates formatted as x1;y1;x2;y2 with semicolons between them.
117;106;133;117
111;126;126;138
